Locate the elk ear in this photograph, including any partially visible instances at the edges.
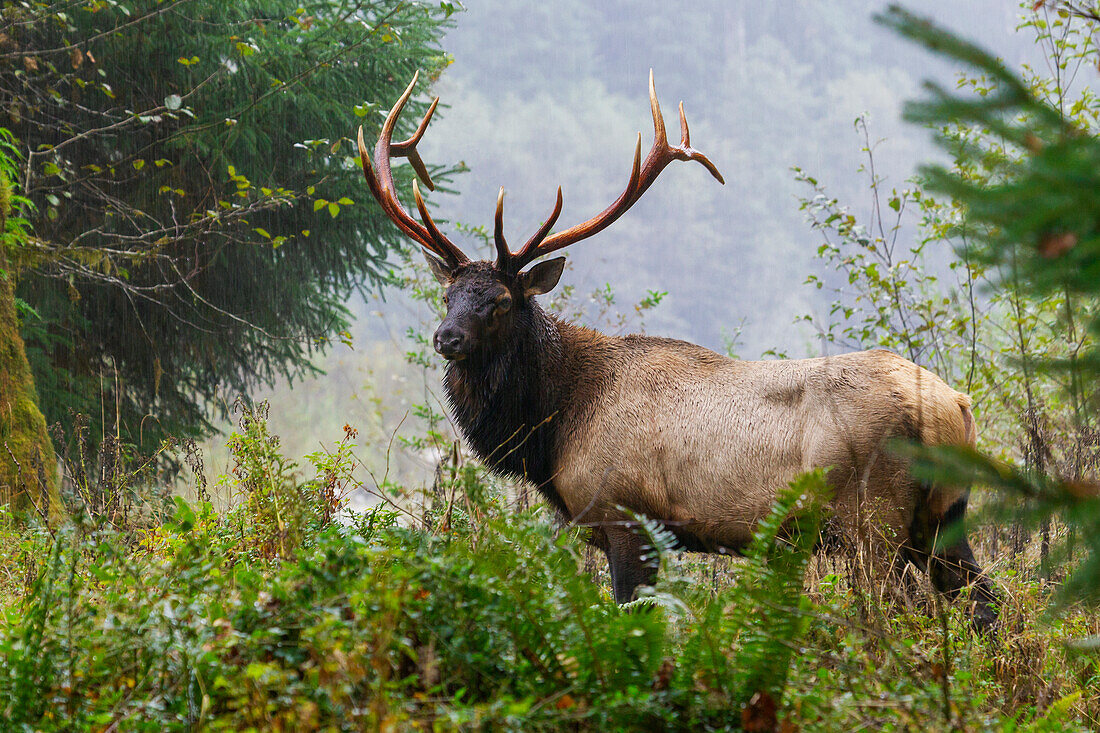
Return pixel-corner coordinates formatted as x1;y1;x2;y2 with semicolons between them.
423;250;453;286
520;257;566;296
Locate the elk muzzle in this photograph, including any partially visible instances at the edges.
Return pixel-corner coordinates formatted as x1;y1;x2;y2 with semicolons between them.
433;321;471;360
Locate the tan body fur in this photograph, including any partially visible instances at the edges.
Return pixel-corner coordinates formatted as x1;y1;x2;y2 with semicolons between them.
552;324;975;554
359;71;997;629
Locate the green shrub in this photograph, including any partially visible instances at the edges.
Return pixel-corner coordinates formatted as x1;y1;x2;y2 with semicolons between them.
0;405;833;731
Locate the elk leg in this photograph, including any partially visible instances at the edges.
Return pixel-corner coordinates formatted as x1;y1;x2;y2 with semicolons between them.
929;536;999;634
912;491;999;634
604;526;658;604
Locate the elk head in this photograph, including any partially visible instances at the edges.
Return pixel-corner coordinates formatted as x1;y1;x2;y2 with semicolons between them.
357;71;724;362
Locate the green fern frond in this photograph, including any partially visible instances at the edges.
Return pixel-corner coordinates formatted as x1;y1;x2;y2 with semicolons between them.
728;469;828;706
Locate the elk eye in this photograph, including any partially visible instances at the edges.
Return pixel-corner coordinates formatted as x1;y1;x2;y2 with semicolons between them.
496;295;512;313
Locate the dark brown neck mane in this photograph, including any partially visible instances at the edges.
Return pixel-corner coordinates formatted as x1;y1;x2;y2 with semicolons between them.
442;299;572;516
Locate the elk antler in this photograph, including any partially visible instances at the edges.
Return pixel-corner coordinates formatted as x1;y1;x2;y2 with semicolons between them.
495;70;724;274
357;71;469;268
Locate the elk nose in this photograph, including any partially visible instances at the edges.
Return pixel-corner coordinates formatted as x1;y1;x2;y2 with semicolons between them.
433;325;468;360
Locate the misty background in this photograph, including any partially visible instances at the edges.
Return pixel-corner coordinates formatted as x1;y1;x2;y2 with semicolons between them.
207;1;1042;485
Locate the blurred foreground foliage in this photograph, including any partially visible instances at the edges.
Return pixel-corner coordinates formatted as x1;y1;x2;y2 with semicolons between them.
875;4;1100;614
797;1;1100;624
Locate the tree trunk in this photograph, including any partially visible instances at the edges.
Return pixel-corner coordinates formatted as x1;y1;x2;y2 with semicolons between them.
0;196;61;522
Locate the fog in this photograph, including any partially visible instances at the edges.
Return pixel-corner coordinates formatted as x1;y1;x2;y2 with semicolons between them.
242;1;1044;482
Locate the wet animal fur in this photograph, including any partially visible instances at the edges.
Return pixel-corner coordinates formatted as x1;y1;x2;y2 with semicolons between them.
443;278;997;630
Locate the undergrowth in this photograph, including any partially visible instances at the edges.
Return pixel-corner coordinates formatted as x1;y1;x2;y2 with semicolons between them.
0;403;824;731
0;404;1095;731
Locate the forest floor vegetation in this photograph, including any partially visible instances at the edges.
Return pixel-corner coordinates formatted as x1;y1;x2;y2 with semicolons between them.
0;402;1096;731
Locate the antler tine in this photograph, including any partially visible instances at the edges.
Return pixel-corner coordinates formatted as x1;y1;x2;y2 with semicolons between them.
412;179;455;254
358;126;433;249
393;95;439;190
511;186;564;267
649;69;667;149
357;73;469;267
679;102;690;147
505;71;724;273
628;133;643;194
494;188;511;266
676;99;724;184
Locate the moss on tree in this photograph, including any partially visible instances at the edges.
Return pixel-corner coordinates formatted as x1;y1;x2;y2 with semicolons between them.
0;169;60;521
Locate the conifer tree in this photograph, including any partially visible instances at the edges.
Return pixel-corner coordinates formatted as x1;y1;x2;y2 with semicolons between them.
0;0;457;461
882;3;1100;604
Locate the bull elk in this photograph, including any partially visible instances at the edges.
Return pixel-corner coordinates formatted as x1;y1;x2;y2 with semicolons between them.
356;72;998;631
